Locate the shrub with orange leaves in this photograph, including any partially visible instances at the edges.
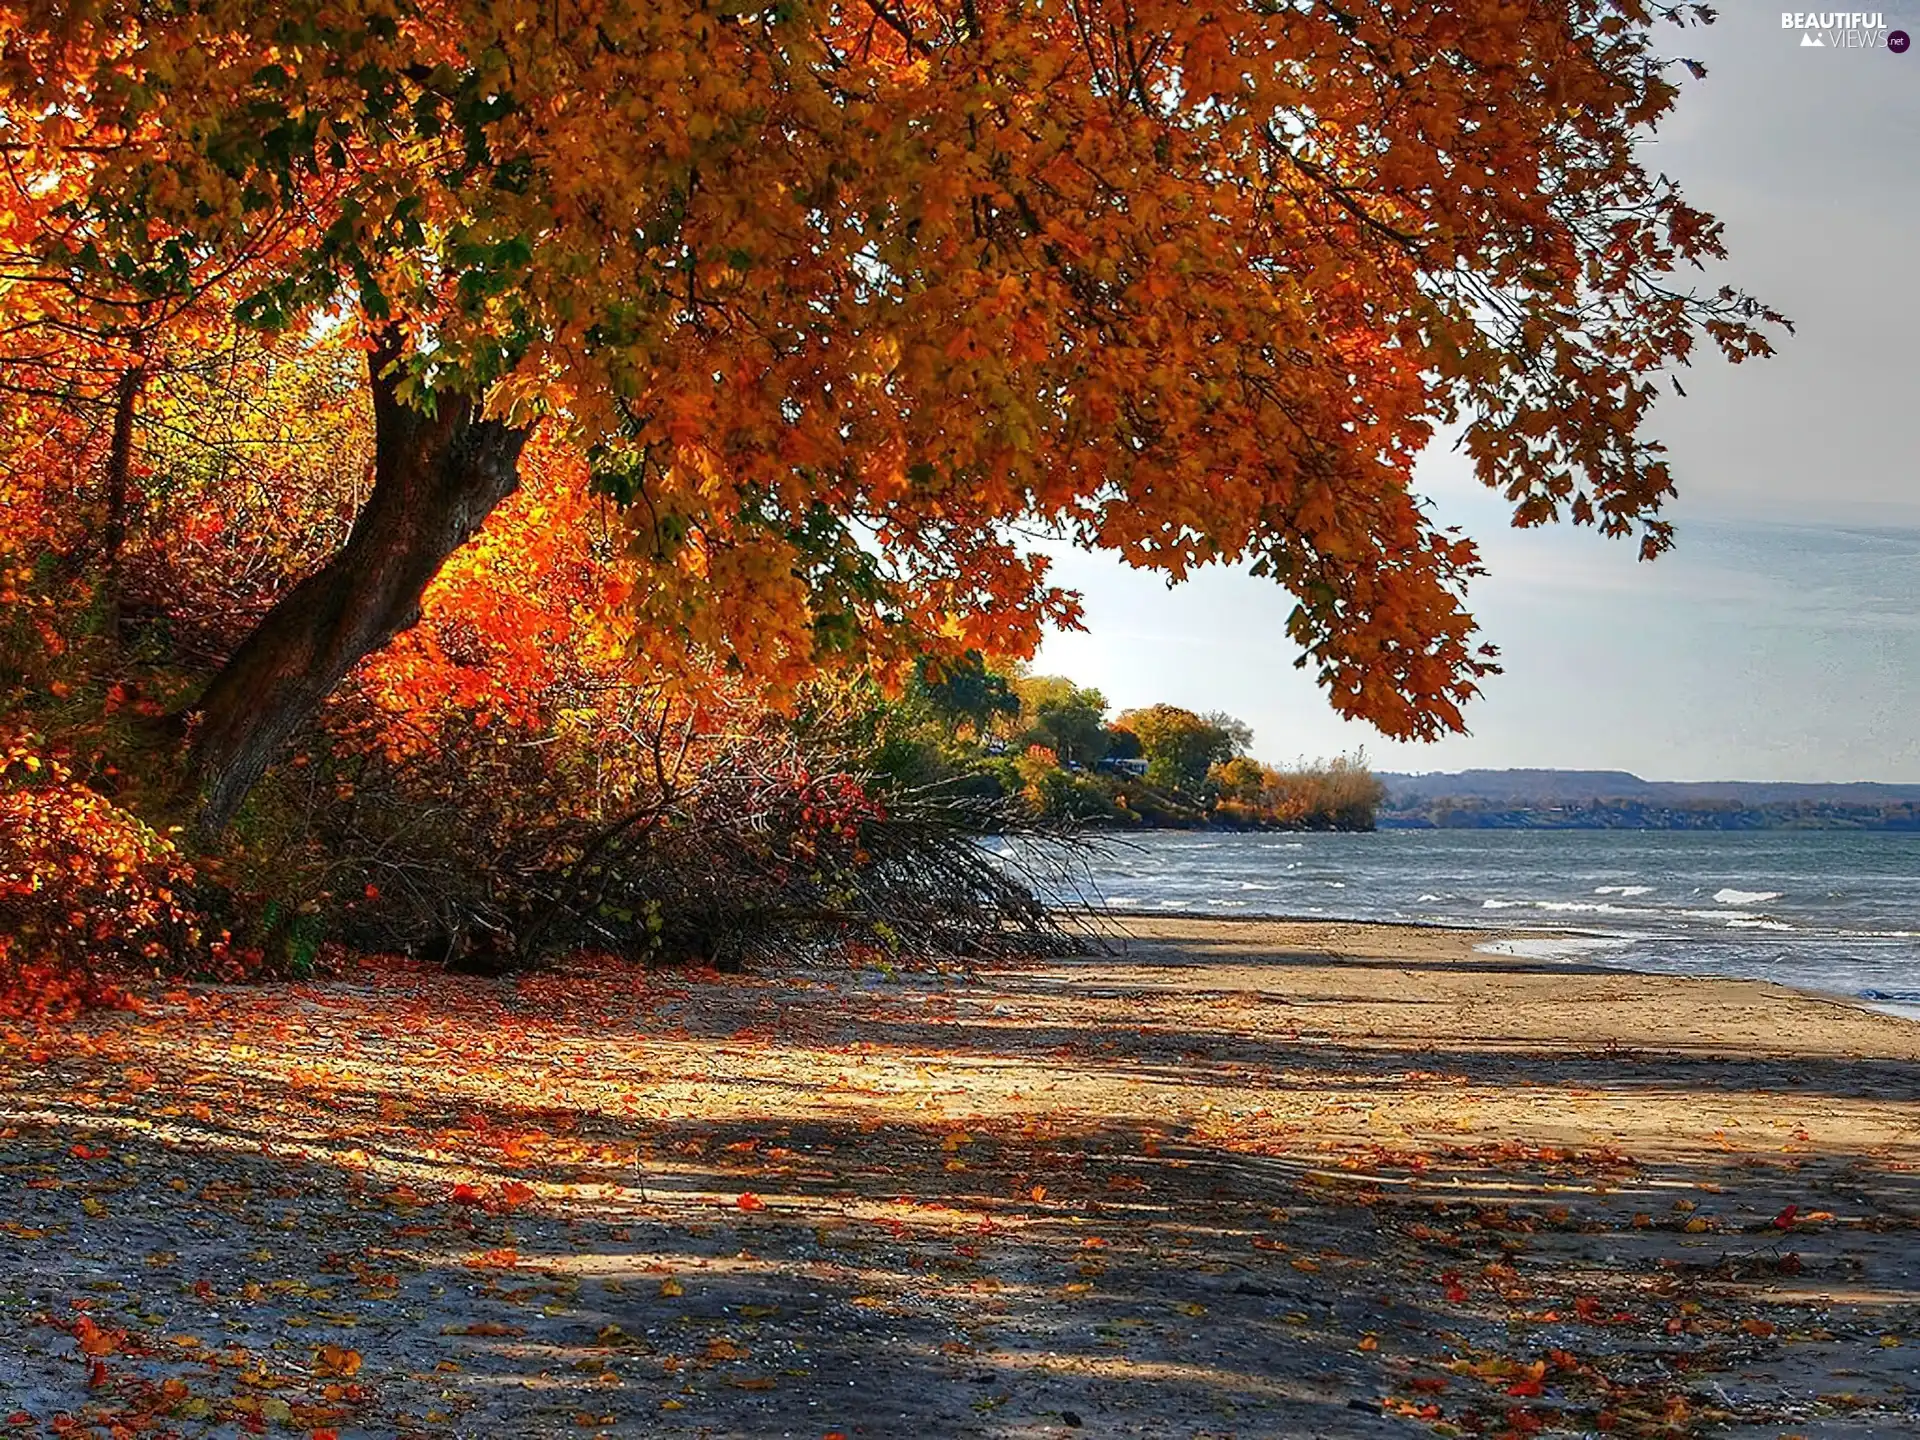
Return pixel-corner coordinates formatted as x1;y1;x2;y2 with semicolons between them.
0;731;200;1015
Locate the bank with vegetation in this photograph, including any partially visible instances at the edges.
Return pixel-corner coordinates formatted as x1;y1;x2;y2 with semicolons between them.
864;657;1385;832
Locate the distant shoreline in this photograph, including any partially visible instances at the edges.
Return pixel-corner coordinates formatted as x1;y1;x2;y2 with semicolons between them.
1377;766;1920;830
1110;816;1920;832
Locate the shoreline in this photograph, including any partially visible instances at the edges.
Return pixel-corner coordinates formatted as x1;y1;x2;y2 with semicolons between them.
1106;913;1920;1076
1083;904;1920;1025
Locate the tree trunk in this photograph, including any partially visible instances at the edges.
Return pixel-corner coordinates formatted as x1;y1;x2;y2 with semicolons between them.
98;362;144;641
187;336;529;833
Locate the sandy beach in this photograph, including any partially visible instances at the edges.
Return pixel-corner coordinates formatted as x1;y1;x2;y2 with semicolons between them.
1;916;1916;1437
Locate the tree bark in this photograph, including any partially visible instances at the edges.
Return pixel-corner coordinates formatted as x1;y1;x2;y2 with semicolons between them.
98;362;144;641
187;336;529;833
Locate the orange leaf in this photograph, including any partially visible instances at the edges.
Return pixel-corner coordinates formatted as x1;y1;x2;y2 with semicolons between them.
500;1181;536;1209
314;1345;362;1378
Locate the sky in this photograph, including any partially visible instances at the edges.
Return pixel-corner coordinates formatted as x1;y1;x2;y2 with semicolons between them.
1033;5;1920;783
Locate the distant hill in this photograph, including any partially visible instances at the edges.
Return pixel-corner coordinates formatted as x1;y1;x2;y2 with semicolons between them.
1375;769;1920;830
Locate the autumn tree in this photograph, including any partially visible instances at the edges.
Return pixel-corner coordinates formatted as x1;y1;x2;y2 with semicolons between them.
1013;676;1111;768
1210;751;1386;829
0;34;341;653
1212;756;1269;807
0;0;1781;831
1119;704;1246;792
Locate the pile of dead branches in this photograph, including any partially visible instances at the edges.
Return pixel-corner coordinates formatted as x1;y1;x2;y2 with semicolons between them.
289;692;1098;973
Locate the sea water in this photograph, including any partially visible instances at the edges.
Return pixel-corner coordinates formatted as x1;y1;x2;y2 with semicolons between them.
1049;828;1920;1019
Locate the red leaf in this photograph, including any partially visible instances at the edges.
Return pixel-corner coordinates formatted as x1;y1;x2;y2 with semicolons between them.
499;1181;536;1209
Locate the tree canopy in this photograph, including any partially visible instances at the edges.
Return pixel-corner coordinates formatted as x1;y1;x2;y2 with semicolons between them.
1012;676;1111;767
0;0;1780;823
1118;704;1245;791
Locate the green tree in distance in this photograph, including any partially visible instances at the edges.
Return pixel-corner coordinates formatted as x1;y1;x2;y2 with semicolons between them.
1119;705;1247;792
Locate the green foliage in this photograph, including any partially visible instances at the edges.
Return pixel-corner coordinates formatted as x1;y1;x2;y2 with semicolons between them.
915;652;1018;737
1117;704;1243;793
836;664;1381;833
1014;677;1111;769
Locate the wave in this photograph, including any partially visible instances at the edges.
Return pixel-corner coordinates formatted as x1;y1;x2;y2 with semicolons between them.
1475;936;1637;962
1480;899;1642;915
1068;831;1920;1018
1857;991;1920;1020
